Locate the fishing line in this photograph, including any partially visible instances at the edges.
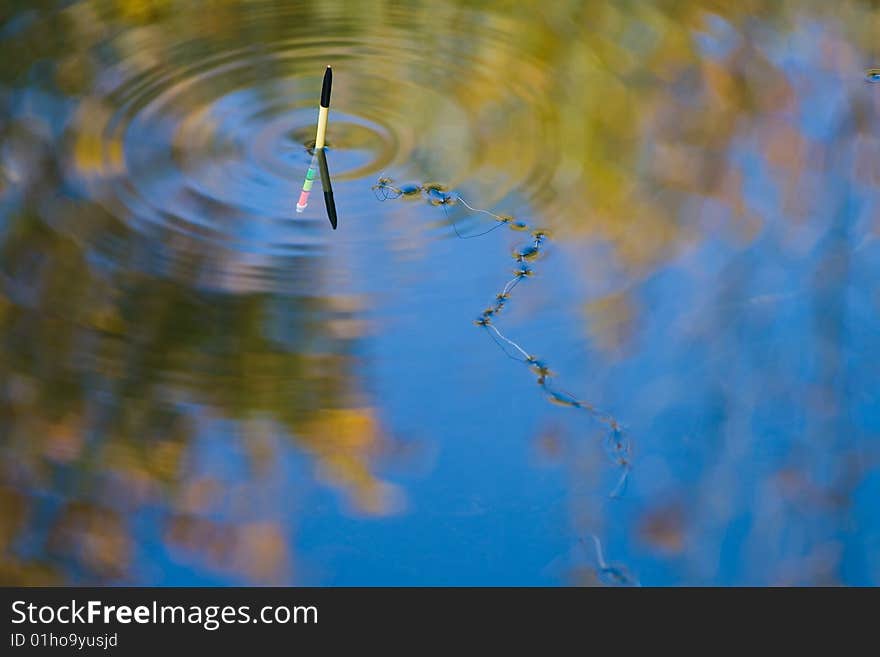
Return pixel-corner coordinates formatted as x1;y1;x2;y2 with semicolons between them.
587;534;639;587
488;324;531;361
486;326;530;363
456;195;504;219
373;175;633;500
443;204;506;239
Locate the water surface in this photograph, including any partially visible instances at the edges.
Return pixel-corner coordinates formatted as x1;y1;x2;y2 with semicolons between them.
1;0;879;585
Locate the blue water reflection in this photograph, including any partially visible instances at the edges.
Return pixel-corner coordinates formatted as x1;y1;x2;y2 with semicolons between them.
0;0;878;585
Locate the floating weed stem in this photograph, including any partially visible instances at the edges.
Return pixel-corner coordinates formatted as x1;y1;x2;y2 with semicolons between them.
372;176;632;499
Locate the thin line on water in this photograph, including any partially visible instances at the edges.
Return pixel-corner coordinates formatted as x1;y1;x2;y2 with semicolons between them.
457;195;507;221
488;324;531;360
373;174;636;583
484;325;529;362
373;175;632;499
443;203;506;239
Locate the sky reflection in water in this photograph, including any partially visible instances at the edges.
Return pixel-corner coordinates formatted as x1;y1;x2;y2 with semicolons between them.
1;0;879;585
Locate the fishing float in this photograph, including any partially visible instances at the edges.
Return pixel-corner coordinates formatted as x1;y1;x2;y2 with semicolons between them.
315;65;332;149
296;66;333;215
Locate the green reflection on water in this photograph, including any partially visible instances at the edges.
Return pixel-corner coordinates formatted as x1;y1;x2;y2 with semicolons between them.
0;0;878;584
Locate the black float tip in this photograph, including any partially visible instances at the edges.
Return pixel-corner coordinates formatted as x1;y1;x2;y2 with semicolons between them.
321;66;332;108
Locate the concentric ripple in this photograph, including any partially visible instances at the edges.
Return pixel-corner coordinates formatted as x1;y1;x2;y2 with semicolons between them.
55;0;560;272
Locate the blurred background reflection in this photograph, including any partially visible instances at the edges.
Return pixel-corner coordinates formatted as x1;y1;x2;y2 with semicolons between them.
0;0;878;585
